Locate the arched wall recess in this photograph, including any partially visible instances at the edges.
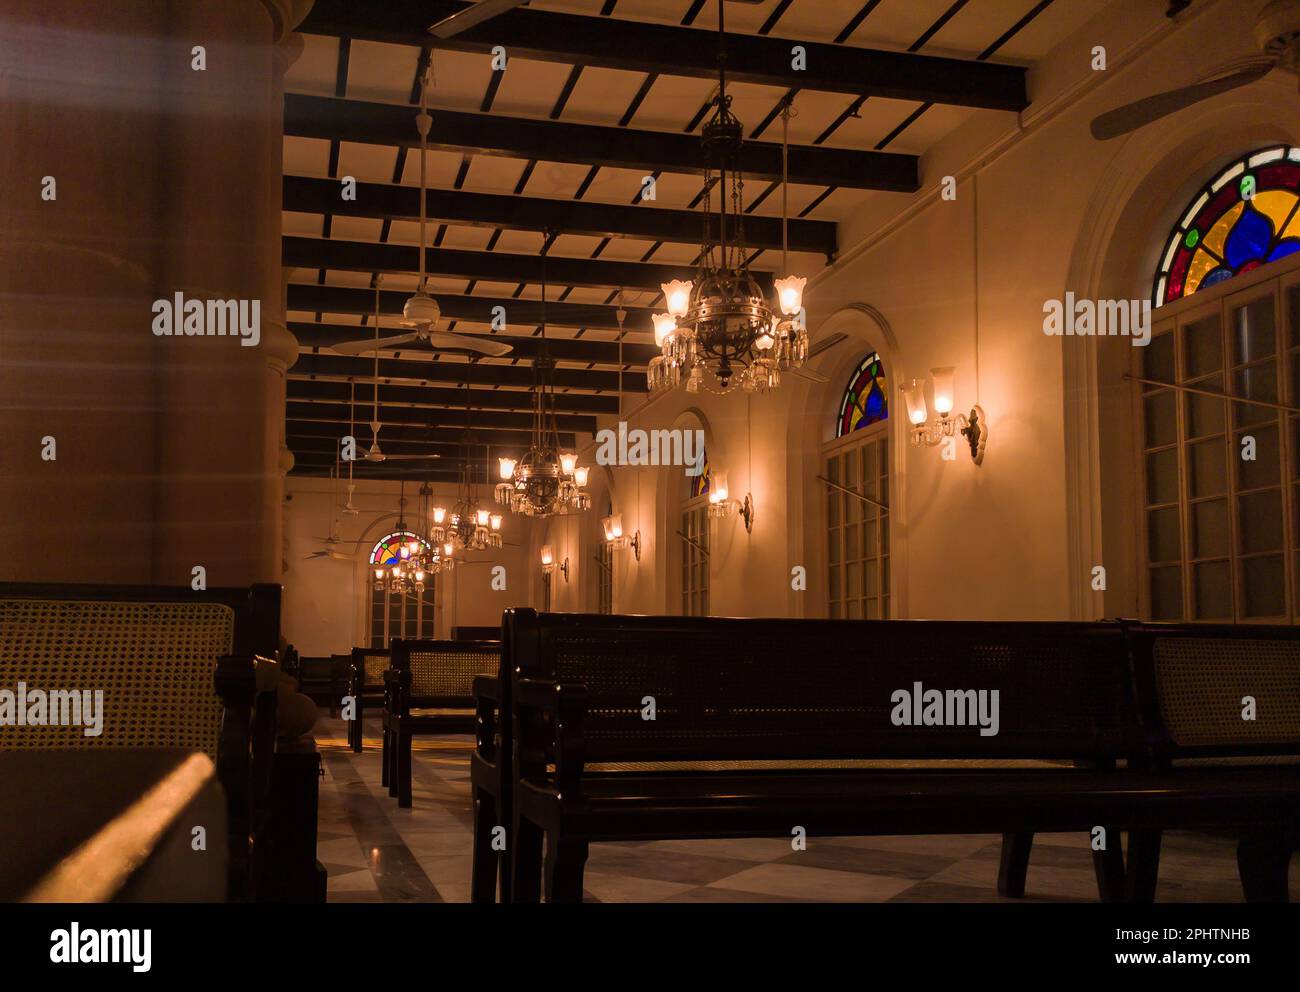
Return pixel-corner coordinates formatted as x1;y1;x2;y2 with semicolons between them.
788;304;908;619
1061;83;1300;619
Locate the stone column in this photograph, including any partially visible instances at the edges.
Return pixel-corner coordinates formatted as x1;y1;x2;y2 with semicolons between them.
0;0;311;586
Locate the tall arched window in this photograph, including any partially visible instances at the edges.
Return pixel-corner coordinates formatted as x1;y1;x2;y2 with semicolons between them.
1137;147;1300;622
1154;145;1300;307
825;353;890;618
681;451;710;616
367;531;436;647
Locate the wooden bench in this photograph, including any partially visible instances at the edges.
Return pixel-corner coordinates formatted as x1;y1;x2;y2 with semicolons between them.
0;581;281;901
498;609;1150;903
348;646;390;752
384;638;500;808
1004;620;1300;903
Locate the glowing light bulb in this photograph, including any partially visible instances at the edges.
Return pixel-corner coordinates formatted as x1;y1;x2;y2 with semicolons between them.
653;312;677;348
661;279;692;318
930;366;956;416
541;544;554;567
498;457;516;481
774;276;806;317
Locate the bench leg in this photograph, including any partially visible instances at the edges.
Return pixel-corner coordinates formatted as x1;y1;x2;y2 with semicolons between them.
545;836;589;904
381;720;391;790
1237;830;1292;903
396;727;413;808
1125;829;1162;903
471;789;499;903
997;832;1033;898
1091;825;1125;903
510;814;544;903
350;701;363;753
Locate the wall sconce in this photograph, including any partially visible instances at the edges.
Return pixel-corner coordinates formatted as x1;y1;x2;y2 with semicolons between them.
601;512;642;561
706;470;754;533
901;366;987;465
541;544;569;582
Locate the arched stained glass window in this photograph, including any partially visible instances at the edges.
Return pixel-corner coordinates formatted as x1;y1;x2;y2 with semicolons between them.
1154;145;1300;307
836;352;888;438
688;448;711;500
368;530;430;566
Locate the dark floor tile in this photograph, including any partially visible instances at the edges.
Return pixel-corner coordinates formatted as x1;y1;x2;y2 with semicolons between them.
774;844;958;880
583;845;762;886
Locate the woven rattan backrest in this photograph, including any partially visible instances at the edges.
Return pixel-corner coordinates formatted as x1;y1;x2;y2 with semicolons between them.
1139;626;1300;753
0;597;234;757
392;639;500;702
351;647;391;689
511;611;1139;762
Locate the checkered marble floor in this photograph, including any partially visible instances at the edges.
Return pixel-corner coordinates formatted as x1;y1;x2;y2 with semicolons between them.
314;716;1294;903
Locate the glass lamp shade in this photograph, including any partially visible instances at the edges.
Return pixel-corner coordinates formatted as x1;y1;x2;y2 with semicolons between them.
374;568;383;579
602;513;623;542
652;312;677;348
902;378;928;426
559;452;578;476
540;544;554;567
574;465;589;487
489;513;503;531
476;508;490;527
414;570;425;583
930;366;956;416
774;276;806;317
432;506;447;524
661;280;693;318
709;470;729;505
498;457;516;481
443;542;454;558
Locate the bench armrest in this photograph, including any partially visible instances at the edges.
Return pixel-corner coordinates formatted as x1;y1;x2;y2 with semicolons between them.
513;677;588;798
213;653;278;900
474;676;500;759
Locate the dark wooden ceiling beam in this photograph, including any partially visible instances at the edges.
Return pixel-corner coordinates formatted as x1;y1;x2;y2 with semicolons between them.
288;283;653;336
290;351;643;394
298;0;1028;111
287;421;571;449
289;321;656;365
288;399;596;434
285;93;918;192
284;175;836;258
283;235;772;294
287;378;619;415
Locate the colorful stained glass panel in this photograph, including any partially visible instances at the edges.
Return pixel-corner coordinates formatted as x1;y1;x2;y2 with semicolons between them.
1155;146;1300;307
836;352;889;438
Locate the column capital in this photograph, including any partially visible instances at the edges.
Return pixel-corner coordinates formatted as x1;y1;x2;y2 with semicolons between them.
259;0;314;43
262;319;300;372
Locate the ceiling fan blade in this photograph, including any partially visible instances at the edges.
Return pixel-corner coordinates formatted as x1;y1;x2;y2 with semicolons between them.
379;453;444;461
790;366;830;384
425;331;514;357
1090;63;1272;141
330;332;422;356
430;0;528;39
808;332;848;359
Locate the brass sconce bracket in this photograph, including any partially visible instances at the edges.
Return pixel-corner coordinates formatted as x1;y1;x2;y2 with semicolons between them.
960;405;987;466
630;530;642;561
739;494;754;533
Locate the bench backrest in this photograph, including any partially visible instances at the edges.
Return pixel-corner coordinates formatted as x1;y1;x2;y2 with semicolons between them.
1123;621;1300;761
351;647;391;691
391;639;501;706
0;582;280;759
451;625;501;642
506;609;1142;763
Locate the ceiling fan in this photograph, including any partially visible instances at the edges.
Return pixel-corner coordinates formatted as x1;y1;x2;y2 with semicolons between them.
354;362;444;464
429;0;530;39
1090;0;1299;140
331;66;512;359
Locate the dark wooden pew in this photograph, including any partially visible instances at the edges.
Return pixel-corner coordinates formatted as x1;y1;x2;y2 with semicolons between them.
348;646;390;752
0;581;281;901
470;627;515;903
384;638;500;808
496;609;1150;903
452;625;501;642
1003;620;1300;903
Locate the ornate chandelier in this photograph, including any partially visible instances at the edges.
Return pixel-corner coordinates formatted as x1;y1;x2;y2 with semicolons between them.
373;485;453;595
495;240;591;518
648;0;808;396
430;370;503;552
